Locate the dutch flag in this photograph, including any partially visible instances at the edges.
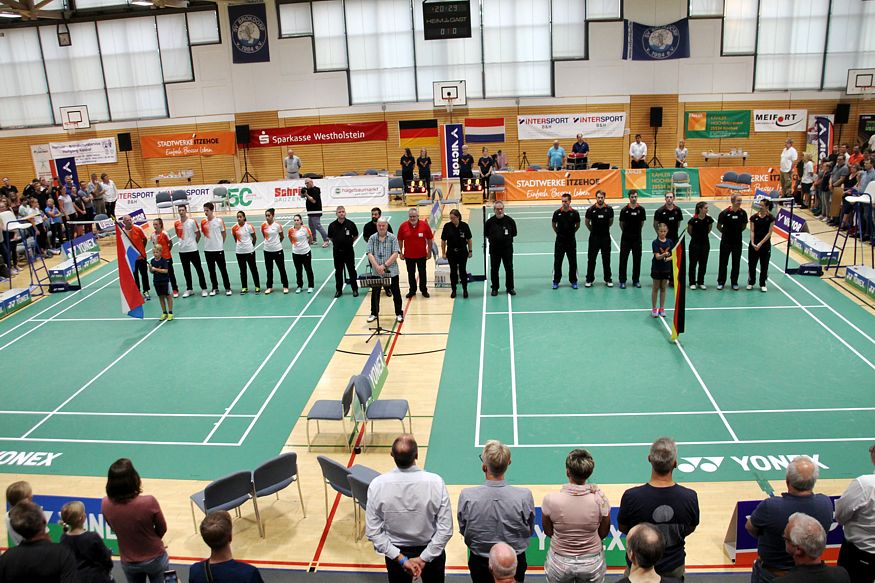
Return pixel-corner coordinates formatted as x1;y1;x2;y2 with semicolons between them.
464;117;505;143
116;225;145;319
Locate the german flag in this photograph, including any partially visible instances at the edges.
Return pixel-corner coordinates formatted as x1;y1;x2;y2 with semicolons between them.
399;119;438;148
671;234;686;342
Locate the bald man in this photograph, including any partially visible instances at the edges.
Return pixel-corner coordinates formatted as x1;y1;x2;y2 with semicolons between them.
746;456;834;583
489;543;518;583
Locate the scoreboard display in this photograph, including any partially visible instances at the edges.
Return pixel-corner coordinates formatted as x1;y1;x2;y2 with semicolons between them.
423;0;472;40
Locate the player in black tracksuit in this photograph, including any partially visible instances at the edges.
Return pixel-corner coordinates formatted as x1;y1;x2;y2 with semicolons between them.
716;193;748;290
552;193;581;288
584;190;614;287
618;190;646;288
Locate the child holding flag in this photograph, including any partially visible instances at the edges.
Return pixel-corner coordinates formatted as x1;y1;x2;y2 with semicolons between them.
149;243;173;321
650;223;673;318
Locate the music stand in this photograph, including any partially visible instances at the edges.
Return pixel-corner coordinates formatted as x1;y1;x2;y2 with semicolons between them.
359;274;394;343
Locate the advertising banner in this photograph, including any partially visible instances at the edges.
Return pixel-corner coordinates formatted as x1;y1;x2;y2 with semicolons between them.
250;122;388;148
49;137;117;165
54;157;79;188
229;3;270;64
31;144;55;180
441;124;464;179
6;494;119;553
858;114;875;149
116;176;389;216
622;18;690;61
698;166;780;197
685;110;750;139
61;232;99;259
814;116;835;163
517;113;627;140
501;170;623;201
623;168;700;198
753;109;807;132
140;132;237;158
773;206;808;240
524;506;627;569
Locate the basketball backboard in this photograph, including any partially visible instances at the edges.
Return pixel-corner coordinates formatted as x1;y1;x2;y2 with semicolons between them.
846;68;875;96
432;80;467;107
59;105;91;130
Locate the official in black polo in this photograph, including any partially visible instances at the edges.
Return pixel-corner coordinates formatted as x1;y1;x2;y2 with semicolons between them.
417;148;432;196
618;190;646;289
363;207;394;297
653;192;684;244
478;147;494;199
716;193;748;290
440;209;473;298
584;190;614;287
551;193;581;289
686;201;714;290
484;201;517;296
459;145;475;181
400;148;415;188
326;206;359;298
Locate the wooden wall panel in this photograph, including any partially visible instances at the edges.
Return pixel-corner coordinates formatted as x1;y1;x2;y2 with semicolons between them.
630;95;679;169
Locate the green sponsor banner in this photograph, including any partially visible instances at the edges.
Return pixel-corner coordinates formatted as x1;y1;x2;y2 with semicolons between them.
685;110;750;138
622;168;700;198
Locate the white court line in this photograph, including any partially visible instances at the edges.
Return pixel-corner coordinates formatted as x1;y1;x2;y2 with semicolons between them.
497;437;875;448
32;315;323;322
514;248;723;256
0;410;255;418
481;406;875;418
486;305;826;316
474;239;489;447
656;315;740;442
507;292;519;446
234;253;369;445
20;320;168;438
609;233;621;252
0;436;237;446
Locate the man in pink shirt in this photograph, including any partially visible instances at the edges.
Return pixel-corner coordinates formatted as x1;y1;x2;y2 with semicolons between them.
397;207;434;298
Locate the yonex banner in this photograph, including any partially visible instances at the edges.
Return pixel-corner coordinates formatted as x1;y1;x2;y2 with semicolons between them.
501;170;623;201
441;123;464;179
249;122;388;148
753;110;807;132
61;232;99;259
517;113;627;140
6;494;119;553
622;18;690;61
229;3;270;64
49;137;117;165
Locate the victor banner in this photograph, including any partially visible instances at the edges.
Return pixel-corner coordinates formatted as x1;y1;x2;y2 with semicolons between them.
753;110;807;132
49;137;118;165
249;122;388;148
140;132;237;158
441;124;464;179
685;110;750;139
517;113;627;140
501;170;623;201
698;166;780;197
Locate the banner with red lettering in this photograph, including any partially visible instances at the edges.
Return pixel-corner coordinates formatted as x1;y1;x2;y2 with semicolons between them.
698;166;781;197
249;122;388;148
500;170;623;201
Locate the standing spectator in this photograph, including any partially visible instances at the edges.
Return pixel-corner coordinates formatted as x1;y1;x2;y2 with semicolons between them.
201;202;233;296
614;523;681;583
367;216;404;323
44;198;63;252
363;207;393;298
484;200;517;296
101;458;169;583
815;161;833;219
60;500;114;583
4;481;32;546
175;205;208;298
301;178;330;247
77;180;94;234
489;544;519;583
675;140;688;168
397;207;434;299
284;148;302;179
56;178;76;243
23;179;41;207
261;207;288;294
653;192;684;246
835;444;875;583
495;150;508;171
547;140;567;171
366;434;453;583
584;190;614;288
122;214;150;300
327;206;359;298
87;172;106;216
686;201;714;290
619;190;646;289
747;199;774;292
189;511;264;583
417;149;433;196
0;177;18;198
716;193;748;291
458;440;534;583
460;145;475;182
572;134;590;169
618;437;699;580
552;193;581;289
479;147;495;199
541;449;611;583
745;456;834;583
401;148;416;187
800;154;815;209
288;214;315;293
0;500;77;582
848;144;864;168
440;208;473;299
630;135;648;169
780;139;798;198
101;173;118;219
774;513;850;583
830;155;850;225
232;210;260;294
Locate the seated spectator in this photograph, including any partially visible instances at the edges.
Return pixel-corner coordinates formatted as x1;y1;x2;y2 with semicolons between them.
489;543;518;583
615;523;681;583
60;500;114;583
4;481;33;545
0;500;77;582
745;455;834;583
541;448;610;583
458;440;534;583
189;510;264;583
618;437;699;580
775;513;850;583
835;444;875;583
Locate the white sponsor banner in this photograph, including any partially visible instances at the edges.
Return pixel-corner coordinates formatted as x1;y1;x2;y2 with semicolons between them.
517;112;627;140
753;109;808;132
31;144;54;180
49;137;118;165
115;176;389;217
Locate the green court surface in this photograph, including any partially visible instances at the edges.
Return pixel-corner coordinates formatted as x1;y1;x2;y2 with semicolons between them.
426;203;875;485
0;212;387;480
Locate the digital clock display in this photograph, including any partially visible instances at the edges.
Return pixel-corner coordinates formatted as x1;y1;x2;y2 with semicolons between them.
423;0;472;40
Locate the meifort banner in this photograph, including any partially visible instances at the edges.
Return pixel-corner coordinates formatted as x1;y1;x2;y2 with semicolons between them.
249;122;388;148
517;113;627;140
698;166;780;197
140;132;237;158
115;176;388;216
753;109;807;132
501;170;623;201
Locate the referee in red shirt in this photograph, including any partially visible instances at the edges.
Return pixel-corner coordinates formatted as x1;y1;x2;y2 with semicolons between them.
397;207;434;298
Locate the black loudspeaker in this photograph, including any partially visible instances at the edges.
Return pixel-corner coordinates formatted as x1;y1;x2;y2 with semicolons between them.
835;103;850;125
117;132;132;152
235;124;251;146
650;106;663;128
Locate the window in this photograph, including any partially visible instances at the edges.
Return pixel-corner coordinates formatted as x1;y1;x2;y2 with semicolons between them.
157;14;193;82
722;0;757;55
755;0;829;90
689;0;723;17
187;9;220;45
585;0;619;20
823;0;875;89
40;22;109;122
97;17;167;119
552;0;586;58
0;28;53;128
74;0;129;9
482;0;551;97
312;0;347;70
279;2;313;37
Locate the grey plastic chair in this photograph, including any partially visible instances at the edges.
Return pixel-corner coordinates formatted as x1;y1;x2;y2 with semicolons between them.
715;171;748;194
315;455;380;520
190;470;261;535
364;168;380;175
347;473;372;541
672;171;693;199
155;191;173;214
93;213;113;238
253;452;306;535
489;173;506;199
212;186;229;211
389;177;405;200
352;374;411;449
342;171;359;176
306;376;356;451
171;189;189;206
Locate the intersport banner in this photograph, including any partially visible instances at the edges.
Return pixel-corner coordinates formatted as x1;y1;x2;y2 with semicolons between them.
249;122;388;148
698;166;780;197
517;113;627;140
115;176;389;216
49;137;118;165
501;170;623;201
140;132;237;158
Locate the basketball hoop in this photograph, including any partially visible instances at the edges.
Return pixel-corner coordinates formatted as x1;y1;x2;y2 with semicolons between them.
59;105;91;132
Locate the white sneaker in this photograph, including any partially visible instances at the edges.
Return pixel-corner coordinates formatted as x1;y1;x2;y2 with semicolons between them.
307;288;314;293
717;284;724;290
396;315;404;322
606;281;614;288
746;284;753;290
182;289;192;298
584;282;592;288
225;290;232;296
201;290;208;297
209;289;217;296
698;284;707;290
367;314;377;323
295;287;302;294
689;284;697;290
760;285;768;292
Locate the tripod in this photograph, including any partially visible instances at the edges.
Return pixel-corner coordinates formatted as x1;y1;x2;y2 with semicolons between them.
648;127;663;168
240;146;258;183
519;151;530;170
123;151;140;189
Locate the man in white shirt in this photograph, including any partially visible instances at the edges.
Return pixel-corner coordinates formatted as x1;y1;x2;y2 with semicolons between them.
367;434;453;583
868;132;875;154
780;139;799;197
284;149;302;179
630;134;648;169
100;173;118;219
835;443;875;583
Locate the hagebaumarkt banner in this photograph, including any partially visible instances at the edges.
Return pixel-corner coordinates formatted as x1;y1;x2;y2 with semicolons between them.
698;166;780;197
753;109;807;132
501;170;623;201
517;113;627;140
685;110;750;139
49;137;118;165
249;122;388;148
115;176;389;216
623;168;700;198
140;132;237;158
